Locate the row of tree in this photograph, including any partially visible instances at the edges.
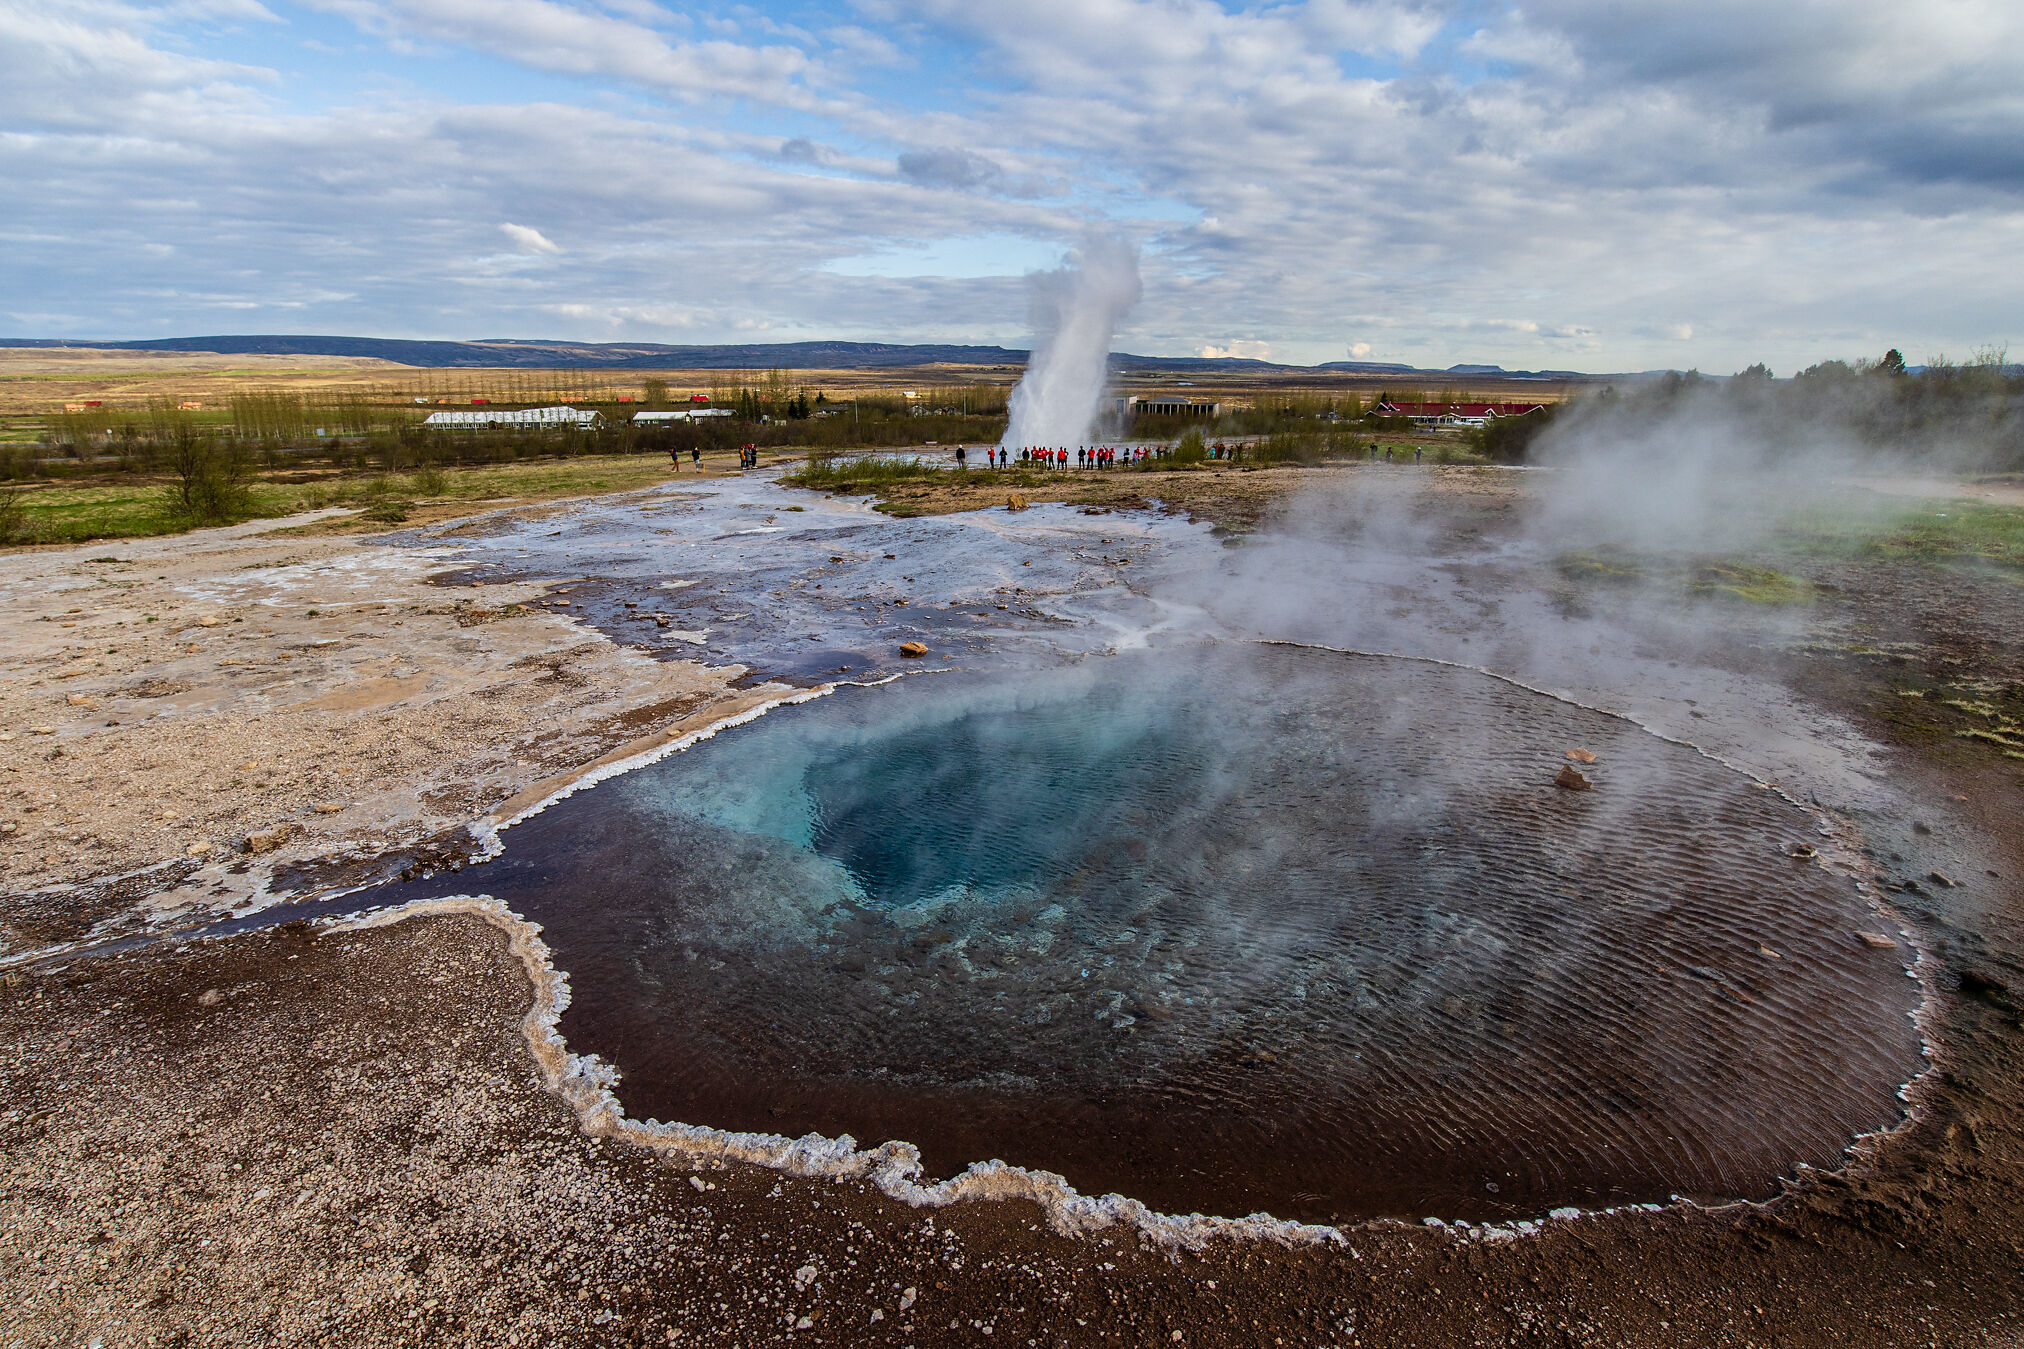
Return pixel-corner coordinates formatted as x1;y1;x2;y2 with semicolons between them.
1468;347;2023;466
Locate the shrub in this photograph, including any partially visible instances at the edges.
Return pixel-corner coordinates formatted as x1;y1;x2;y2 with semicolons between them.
162;429;253;526
0;488;28;544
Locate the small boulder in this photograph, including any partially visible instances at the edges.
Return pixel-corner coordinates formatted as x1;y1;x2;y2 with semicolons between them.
197;616;221;627
1006;496;1028;512
1554;765;1593;791
899;642;929;658
244;823;302;855
1856;931;1898;949
1564;747;1597;764
311;801;346;815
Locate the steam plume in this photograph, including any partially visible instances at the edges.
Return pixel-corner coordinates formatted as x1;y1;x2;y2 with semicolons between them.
1001;236;1142;450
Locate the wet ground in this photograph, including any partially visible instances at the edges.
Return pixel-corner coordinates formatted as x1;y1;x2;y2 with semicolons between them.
5;461;2023;1345
369;646;1921;1227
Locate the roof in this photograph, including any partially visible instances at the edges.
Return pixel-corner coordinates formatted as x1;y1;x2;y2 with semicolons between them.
421;406;603;427
1375;402;1548;417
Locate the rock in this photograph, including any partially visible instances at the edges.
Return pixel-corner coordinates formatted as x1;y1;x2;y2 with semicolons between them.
197;616;221;627
1789;843;1817;859
197;989;224;1007
1758;944;1783;959
1006;496;1028;512
1929;871;1958;887
244;823;302;855
186;841;212;857
1856;931;1897;949
312;802;346;815
899;642;928;658
1960;966;2010;996
30;725;55;736
65;693;94;707
1564;747;1597;764
1554;765;1592;791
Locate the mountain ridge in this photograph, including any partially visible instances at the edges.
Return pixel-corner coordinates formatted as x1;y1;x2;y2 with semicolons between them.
1;334;1605;380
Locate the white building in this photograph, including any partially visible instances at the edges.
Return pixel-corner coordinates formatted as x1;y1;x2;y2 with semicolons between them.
631;409;735;424
422;406;605;429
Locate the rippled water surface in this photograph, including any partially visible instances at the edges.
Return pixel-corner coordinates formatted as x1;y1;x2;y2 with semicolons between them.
453;644;1922;1224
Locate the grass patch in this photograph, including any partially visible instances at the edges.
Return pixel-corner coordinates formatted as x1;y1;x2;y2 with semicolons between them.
784;454;1049;495
1781;497;2024;571
1555;548;1813;605
1686;561;1815;605
0;453;697;545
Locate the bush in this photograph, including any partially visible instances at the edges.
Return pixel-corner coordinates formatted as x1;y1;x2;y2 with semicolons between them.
1171;428;1209;465
0;488;28;544
162;429;253;526
1469;407;1559;464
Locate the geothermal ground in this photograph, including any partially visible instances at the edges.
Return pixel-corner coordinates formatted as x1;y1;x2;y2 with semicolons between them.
3;460;2023;1347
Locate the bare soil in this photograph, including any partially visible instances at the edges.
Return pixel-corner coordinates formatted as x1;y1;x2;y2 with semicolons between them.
0;503;763;953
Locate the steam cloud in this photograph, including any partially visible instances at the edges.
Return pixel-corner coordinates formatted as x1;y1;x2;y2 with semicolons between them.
1001;236;1142;450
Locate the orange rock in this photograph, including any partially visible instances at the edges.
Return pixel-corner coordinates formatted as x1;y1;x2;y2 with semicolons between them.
1554;765;1593;791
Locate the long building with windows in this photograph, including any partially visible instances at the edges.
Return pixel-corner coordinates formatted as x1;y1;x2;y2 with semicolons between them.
1116;396;1221;419
421;406;605;429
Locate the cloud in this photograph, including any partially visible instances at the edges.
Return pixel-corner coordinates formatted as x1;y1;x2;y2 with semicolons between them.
1198;340;1274;360
4;0;2023;370
897;147;1003;190
499;222;562;255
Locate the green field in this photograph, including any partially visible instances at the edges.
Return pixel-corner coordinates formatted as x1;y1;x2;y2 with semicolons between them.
0;452;715;545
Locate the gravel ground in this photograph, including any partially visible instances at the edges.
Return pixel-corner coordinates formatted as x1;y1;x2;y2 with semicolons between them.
0;507;754;955
3;910;2021;1348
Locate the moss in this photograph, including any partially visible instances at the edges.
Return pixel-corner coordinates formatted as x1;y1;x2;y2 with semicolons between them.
1686;562;1815;605
1554;550;1812;605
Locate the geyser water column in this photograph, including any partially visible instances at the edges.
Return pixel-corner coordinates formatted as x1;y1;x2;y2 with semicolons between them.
1000;236;1142;450
433;645;1924;1227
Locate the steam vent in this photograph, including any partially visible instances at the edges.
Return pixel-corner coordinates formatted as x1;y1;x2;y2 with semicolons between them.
448;644;1921;1225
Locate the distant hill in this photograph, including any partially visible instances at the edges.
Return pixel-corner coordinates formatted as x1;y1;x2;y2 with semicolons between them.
0;334;1606;379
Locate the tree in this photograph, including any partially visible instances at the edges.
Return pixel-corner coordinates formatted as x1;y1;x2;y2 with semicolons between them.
1877;348;1907;377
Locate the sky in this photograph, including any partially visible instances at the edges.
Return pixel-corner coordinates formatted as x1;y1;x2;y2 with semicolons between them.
3;0;2021;372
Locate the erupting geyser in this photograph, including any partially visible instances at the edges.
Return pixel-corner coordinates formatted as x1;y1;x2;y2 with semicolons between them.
1000;235;1142;450
425;645;1922;1226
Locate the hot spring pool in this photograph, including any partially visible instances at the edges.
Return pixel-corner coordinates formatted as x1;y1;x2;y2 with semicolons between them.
436;643;1921;1224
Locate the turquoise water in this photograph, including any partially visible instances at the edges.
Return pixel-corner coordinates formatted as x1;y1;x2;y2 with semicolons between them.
461;644;1922;1223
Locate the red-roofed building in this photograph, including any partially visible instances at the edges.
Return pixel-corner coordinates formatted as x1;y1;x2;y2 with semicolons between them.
1373;401;1549;428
